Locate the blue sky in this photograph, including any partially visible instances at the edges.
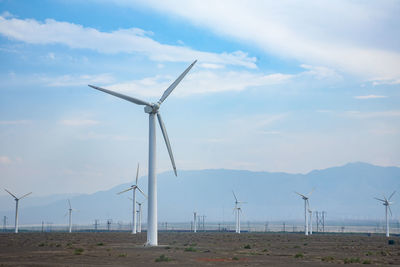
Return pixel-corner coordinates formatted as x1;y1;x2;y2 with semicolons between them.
0;0;399;196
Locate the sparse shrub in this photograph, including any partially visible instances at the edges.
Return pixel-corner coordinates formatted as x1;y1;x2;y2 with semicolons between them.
262;248;268;252
164;246;171;249
362;260;371;264
38;243;46;247
190;243;197;246
74;248;84;255
155;254;171;262
97;242;104;246
365;251;372;256
184;246;197;252
244;244;251;249
293;245;300;249
303;243;308;246
388;240;395;245
203;249;211;253
321;256;335;262
380;251;388;256
55;244;61;247
232;256;239;260
343;258;360;264
294;253;304;258
118;253;127;257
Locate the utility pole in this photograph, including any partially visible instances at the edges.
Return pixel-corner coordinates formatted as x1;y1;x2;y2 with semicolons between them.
41;221;44;233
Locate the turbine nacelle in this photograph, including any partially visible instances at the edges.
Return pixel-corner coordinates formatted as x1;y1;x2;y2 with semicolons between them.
144;103;160;114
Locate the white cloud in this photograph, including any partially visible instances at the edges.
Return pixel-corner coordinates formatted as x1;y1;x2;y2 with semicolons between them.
0;15;256;68
107;70;294;97
345;110;400;119
60;119;100;126
354;95;387;100
127;0;400;82
0;156;12;165
43;73;114;87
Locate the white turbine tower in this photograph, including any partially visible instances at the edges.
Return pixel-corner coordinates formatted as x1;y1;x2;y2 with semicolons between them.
193;212;197;233
66;199;77;233
4;189;32;233
308;208;313;235
374;191;396;237
232;191;246;234
118;163;147;234
295;190;313;236
136;201;144;233
90;60;196;245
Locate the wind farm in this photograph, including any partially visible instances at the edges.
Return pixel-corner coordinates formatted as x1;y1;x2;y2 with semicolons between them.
1;0;400;266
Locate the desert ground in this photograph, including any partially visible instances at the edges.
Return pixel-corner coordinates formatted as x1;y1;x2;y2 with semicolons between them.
0;232;399;266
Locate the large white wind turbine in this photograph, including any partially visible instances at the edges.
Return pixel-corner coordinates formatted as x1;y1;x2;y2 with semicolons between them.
66;199;77;233
374;191;396;237
136;201;144;233
4;189;32;233
308;208;313;235
232;191;246;234
90;60;196;245
295;190;313;236
118;163;147;234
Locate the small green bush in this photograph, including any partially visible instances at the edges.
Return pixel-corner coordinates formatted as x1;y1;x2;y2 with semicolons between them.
362;260;371;264
343;257;360;264
244;244;251;249
184;246;197;252
321;256;335;262
155;254;171;262
97;242;104;246
388;240;395;245
232;256;239;260
365;251;372;256
118;253;127;257
38;243;46;247
74;248;84;255
294;253;304;258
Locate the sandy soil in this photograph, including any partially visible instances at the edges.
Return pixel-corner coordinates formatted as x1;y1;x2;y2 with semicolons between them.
0;232;399;266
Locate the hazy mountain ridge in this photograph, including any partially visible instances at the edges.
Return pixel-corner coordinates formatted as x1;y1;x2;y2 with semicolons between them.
0;162;399;225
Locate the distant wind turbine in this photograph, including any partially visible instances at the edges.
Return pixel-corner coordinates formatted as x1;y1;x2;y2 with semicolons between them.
66;199;77;233
308;208;313;235
136;201;144;233
89;60;196;246
374;191;396;237
232;191;246;234
4;189;32;233
295;189;314;236
193;211;197;233
118;163;147;234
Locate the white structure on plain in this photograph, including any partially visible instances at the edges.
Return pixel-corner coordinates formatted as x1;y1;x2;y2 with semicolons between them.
193;212;197;233
136;201;144;233
66;199;77;233
89;60;196;245
308;208;313;235
295;189;314;236
232;191;246;234
374;191;396;237
4;189;32;233
118;163;147;234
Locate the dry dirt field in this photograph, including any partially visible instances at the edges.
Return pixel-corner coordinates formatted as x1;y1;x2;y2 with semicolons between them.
0;232;399;266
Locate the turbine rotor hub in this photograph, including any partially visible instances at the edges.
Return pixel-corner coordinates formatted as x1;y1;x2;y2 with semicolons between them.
144;103;160;114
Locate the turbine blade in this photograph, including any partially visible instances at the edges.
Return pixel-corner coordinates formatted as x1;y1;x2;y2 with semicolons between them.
4;189;17;199
19;192;32;200
117;188;132;195
232;191;238;202
135;163;139;185
137;187;148;198
295;191;306;198
68;199;71;209
158;60;197;105
308;188;315;196
389;206;393;216
88;85;151;106
374;197;385;202
388;191;396;200
157;113;177;176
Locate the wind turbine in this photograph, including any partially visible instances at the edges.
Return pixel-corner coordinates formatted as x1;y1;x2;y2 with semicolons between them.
66;199;77;233
136;201;144;233
295;189;313;236
90;60;196;245
308;208;313;235
193;212;197;233
4;189;32;233
118;163;147;234
232;191;246;234
374;191;396;237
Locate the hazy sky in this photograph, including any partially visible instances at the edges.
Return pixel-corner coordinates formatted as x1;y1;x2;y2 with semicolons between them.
0;0;399;196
